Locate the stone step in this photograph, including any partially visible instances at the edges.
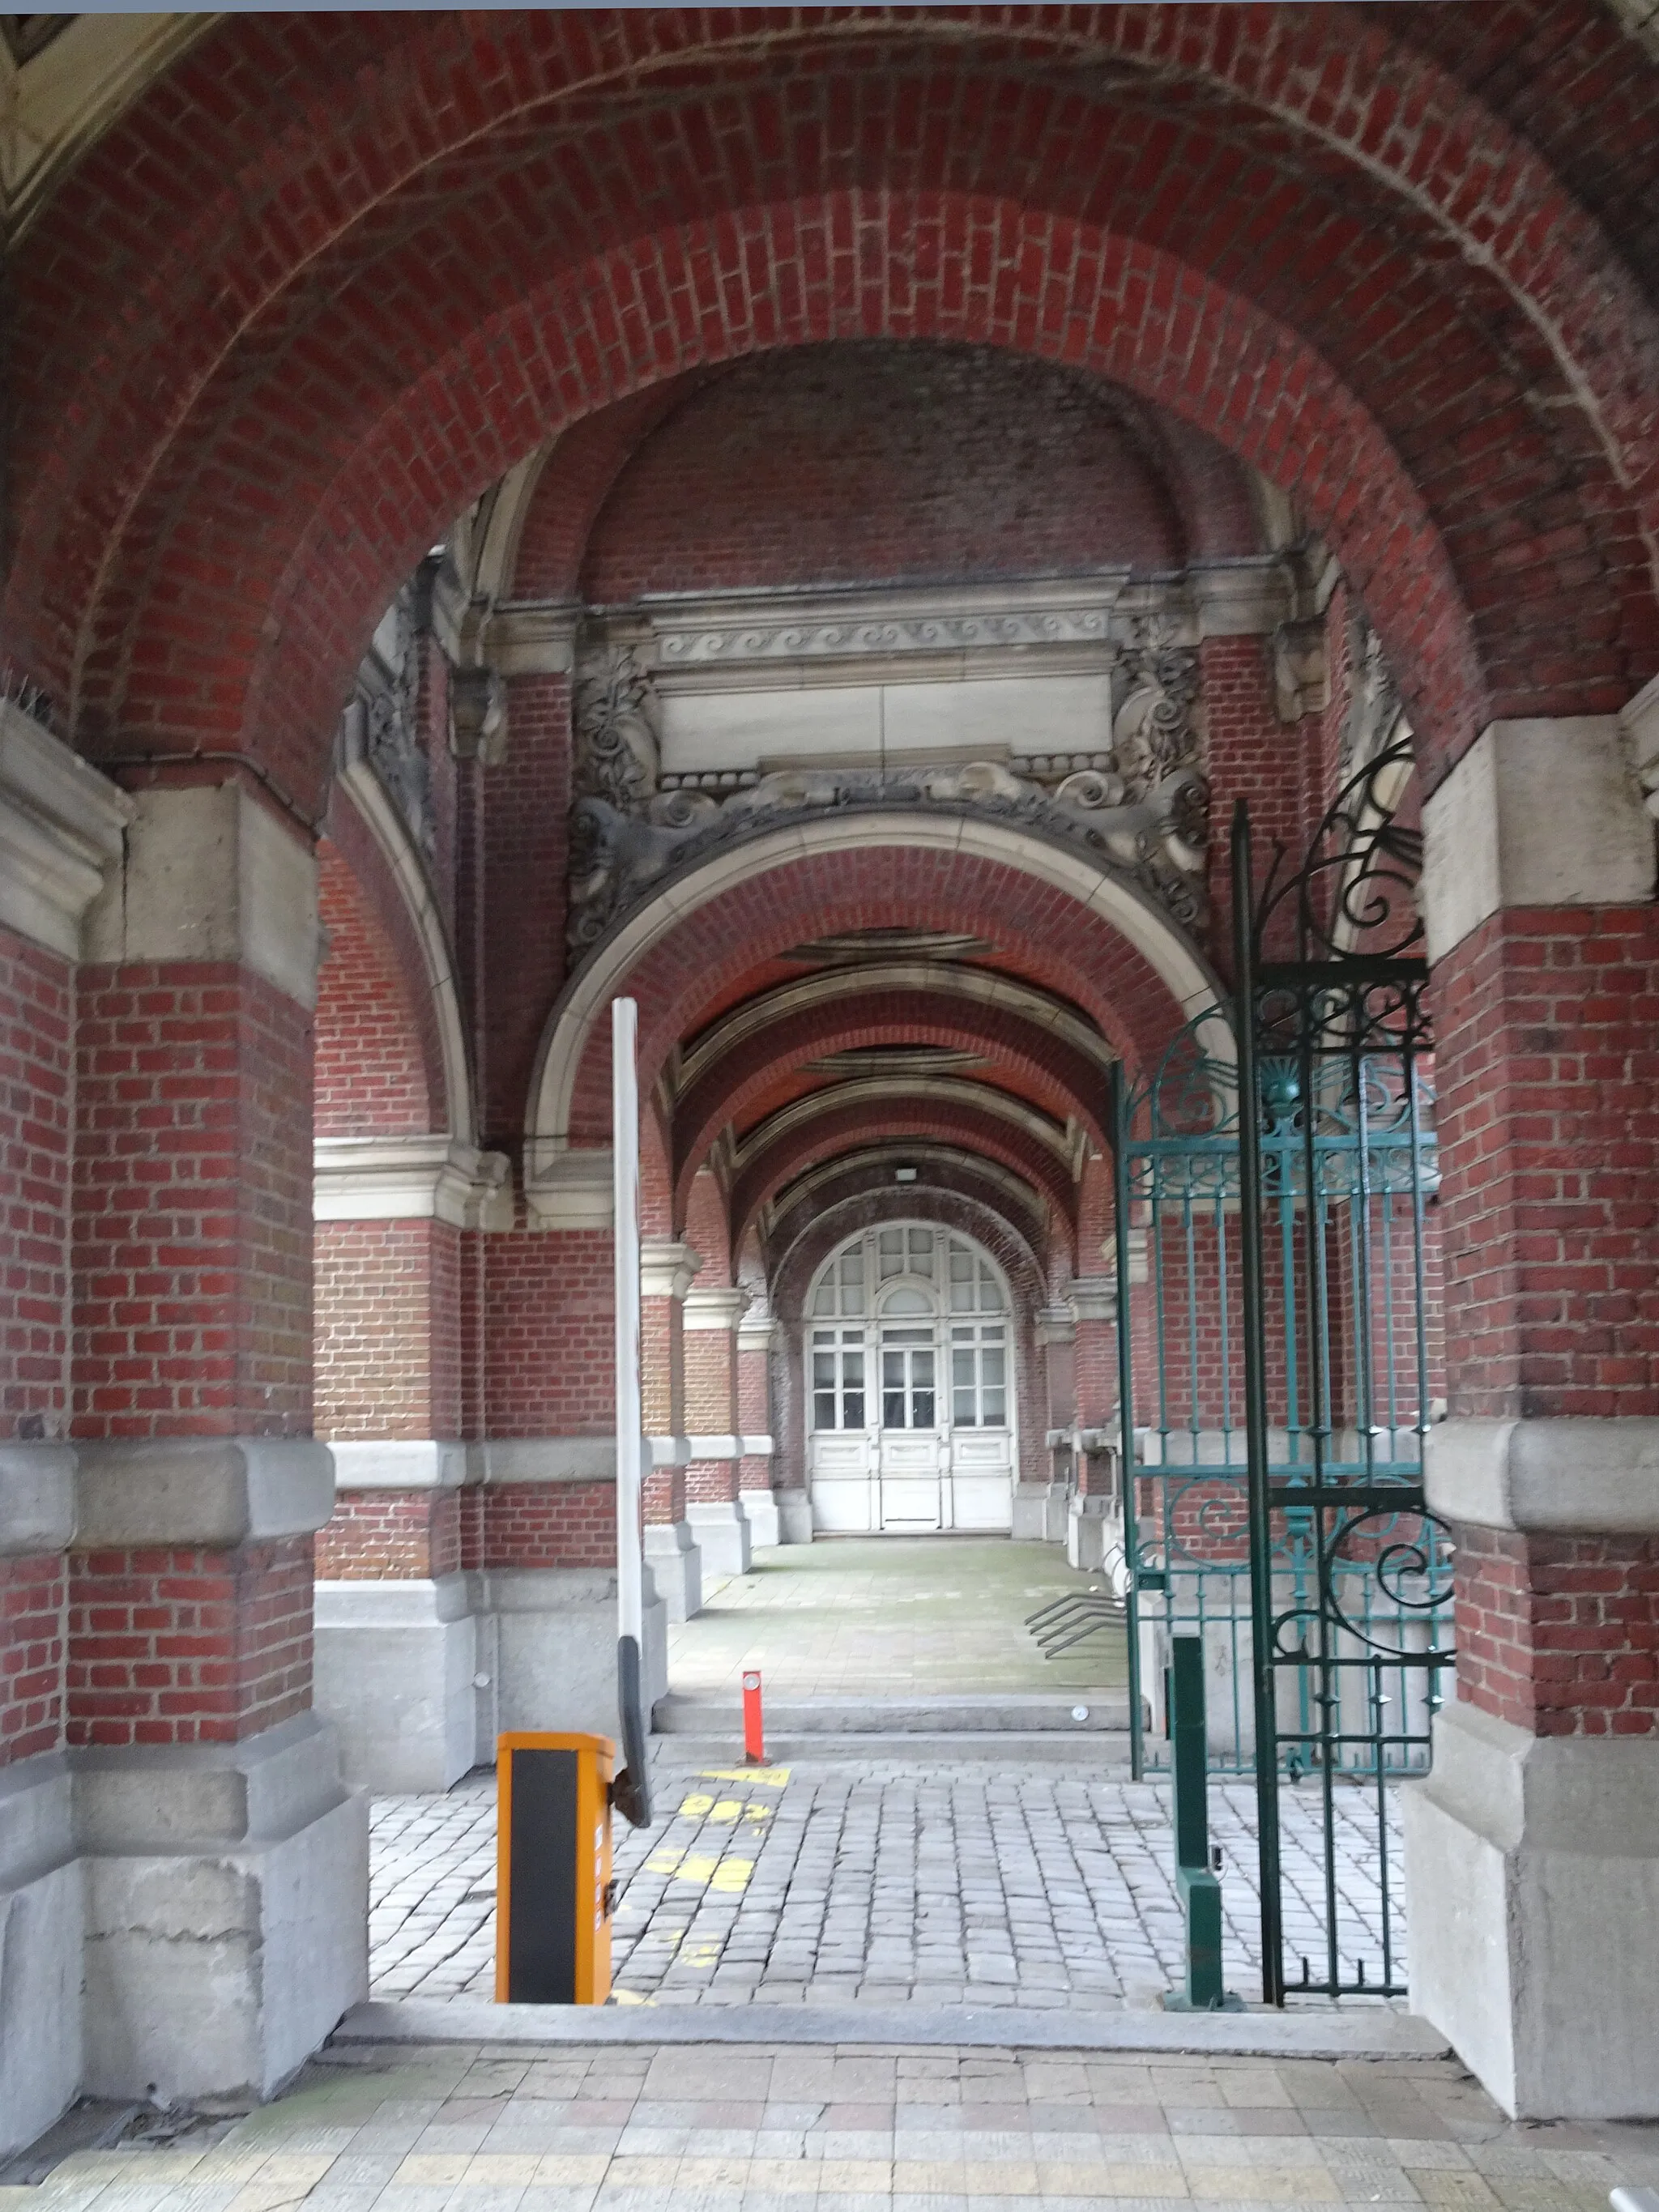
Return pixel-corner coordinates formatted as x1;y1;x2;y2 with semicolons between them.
651;1690;1133;1735
649;1728;1137;1767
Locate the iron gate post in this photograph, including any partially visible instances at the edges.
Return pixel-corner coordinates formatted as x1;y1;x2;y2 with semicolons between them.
1230;800;1287;2007
1162;1632;1240;2013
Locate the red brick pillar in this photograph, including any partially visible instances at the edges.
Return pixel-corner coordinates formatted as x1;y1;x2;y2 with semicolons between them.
736;1304;787;1544
0;702;128;2150
69;779;366;2105
1031;1303;1076;1545
1068;1278;1121;1570
1403;713;1659;2120
683;1284;752;1579
310;1137;506;1790
640;1239;700;1619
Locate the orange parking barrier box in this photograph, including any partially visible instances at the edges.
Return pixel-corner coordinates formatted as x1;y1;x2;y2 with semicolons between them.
495;1732;616;2005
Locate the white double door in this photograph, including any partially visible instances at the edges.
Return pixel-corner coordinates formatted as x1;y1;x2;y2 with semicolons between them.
808;1319;1013;1533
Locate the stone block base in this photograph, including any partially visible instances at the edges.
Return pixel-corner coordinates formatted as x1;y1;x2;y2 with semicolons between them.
1404;1699;1659;2119
644;1520;703;1620
76;1715;369;2104
0;1756;81;2157
313;1569;669;1786
1010;1481;1048;1540
314;1575;478;1792
1066;1494;1124;1576
740;1488;781;1548
777;1490;813;1545
480;1567;668;1746
687;1498;752;1581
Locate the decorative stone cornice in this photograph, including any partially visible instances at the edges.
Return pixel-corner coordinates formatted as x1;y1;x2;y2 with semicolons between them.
738;1315;778;1354
640;1241;701;1302
1034;1304;1077;1346
683;1286;753;1332
642;576;1127;693
1427;1418;1659;1535
524;1144;613;1230
313;1136;512;1230
0;699;132;959
1068;1276;1119;1324
479;600;581;680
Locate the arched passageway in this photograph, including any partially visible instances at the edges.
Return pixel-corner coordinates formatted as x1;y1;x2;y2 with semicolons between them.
1;3;1657;2143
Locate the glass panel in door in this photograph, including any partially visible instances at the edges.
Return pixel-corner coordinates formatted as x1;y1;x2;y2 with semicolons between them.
878;1326;941;1528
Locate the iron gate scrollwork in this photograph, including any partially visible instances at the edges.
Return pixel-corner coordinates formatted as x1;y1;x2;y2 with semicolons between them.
1115;740;1455;2003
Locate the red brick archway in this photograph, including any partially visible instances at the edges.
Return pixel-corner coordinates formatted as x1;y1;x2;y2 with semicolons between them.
672;991;1114;1220
544;831;1217;1153
13;9;1659;809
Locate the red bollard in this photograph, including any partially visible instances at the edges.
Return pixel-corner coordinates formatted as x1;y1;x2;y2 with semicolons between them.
742;1669;765;1763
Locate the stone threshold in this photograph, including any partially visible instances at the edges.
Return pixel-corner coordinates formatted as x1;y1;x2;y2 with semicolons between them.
334;1997;1449;2061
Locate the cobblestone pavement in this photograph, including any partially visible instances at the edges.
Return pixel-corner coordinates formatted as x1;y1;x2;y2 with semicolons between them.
667;1539;1129;1698
368;1750;1400;2010
21;2041;1657;2210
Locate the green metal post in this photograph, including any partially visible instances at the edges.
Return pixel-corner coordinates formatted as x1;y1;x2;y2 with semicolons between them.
1111;1061;1147;1780
1162;1632;1237;2012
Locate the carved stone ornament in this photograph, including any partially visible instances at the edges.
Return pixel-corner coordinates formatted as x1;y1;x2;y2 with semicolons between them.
573;643;660;808
567;619;1207;963
448;664;507;764
1338;610;1405;786
360;590;435;857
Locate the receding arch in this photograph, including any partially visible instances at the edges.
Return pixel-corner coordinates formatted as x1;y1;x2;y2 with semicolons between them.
525;812;1222;1196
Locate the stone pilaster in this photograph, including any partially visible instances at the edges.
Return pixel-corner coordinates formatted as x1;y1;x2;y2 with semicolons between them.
640;1241;701;1618
1404;715;1659;2120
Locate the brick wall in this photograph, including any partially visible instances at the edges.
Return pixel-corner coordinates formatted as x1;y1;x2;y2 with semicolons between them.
0;927;71;1440
1433;906;1659;1420
66;1537;313;1747
463;1482;615;1571
481;674;569;1140
72;961;313;1438
317;1489;461;1579
314;1218;461;1441
580;341;1247;603
0;1554;66;1765
1455;1524;1659;1736
684;1326;737;1434
483;1228;614;1435
315;841;434;1137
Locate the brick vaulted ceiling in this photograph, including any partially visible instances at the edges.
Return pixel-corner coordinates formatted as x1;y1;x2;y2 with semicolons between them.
6;6;1659;821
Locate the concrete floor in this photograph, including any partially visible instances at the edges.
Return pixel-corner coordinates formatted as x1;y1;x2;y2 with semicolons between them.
23;2042;1659;2209
665;1538;1129;1700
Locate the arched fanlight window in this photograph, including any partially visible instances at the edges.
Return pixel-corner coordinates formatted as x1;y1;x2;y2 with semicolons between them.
807;1223;1009;1431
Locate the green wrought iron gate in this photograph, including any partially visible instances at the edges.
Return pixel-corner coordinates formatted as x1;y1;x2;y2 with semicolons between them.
1116;743;1454;2002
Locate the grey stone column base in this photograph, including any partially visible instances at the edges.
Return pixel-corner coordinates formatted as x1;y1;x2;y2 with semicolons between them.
75;1714;369;2105
1010;1481;1048;1540
0;1755;81;2157
1403;1698;1659;2119
738;1487;781;1547
777;1490;814;1545
313;1575;478;1792
313;1569;669;1787
644;1519;703;1621
686;1498;752;1580
475;1567;667;1754
1066;1493;1122;1573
